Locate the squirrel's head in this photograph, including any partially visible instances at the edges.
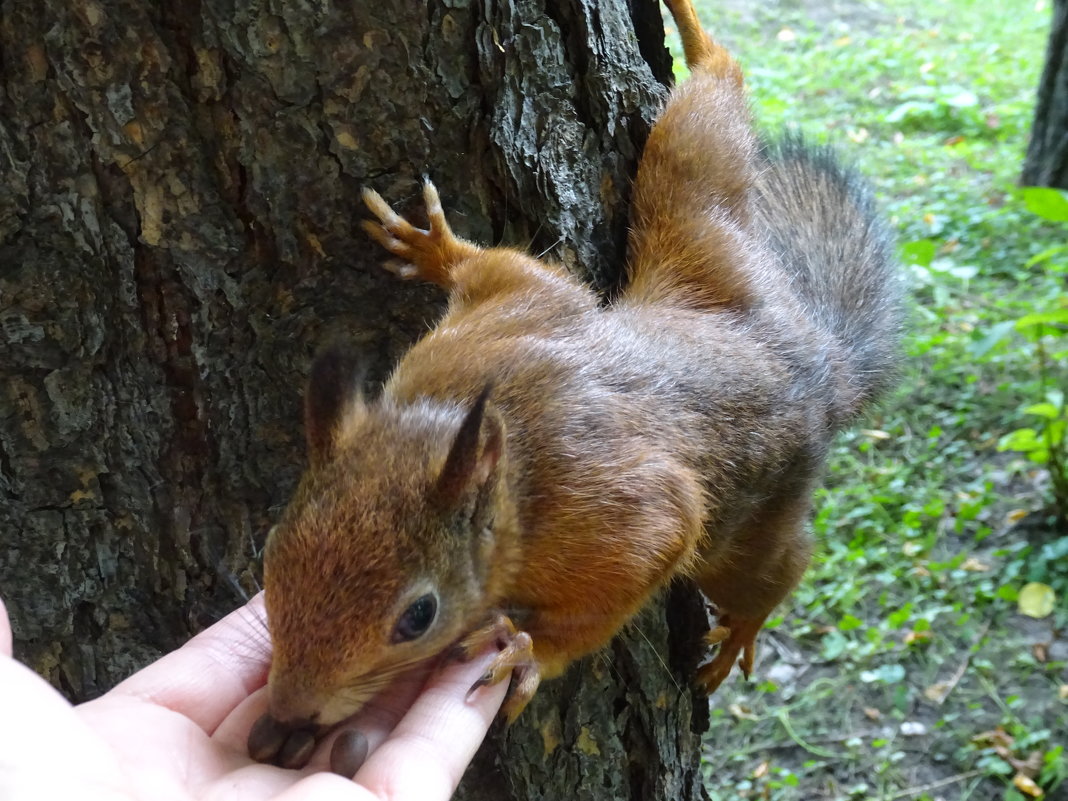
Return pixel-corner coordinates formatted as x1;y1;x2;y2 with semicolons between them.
262;344;509;730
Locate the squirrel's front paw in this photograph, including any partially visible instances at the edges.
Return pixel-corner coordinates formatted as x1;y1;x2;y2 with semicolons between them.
361;181;480;288
460;613;541;723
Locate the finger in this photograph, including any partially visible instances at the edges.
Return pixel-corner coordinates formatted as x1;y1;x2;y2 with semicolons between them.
210;683;271;753
108;594;272;734
353;647;509;801
0;654;128;797
307;660;436;772
0;595;12;657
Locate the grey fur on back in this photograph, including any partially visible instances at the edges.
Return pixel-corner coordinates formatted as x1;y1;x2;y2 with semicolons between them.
755;134;901;413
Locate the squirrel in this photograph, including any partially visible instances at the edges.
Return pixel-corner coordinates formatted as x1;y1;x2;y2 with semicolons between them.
248;0;899;772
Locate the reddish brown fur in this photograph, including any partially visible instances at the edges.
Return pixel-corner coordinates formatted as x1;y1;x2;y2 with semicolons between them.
255;0;898;752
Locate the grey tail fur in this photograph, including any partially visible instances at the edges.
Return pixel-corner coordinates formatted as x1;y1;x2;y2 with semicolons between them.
755;133;901;413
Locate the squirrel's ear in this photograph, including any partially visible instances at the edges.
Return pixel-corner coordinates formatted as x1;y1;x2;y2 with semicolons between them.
435;385;503;508
304;343;367;467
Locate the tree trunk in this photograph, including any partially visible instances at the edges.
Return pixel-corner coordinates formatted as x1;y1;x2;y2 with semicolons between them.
0;0;709;798
1023;0;1068;187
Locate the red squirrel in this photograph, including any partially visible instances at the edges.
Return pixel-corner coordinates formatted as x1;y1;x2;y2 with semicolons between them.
249;0;899;771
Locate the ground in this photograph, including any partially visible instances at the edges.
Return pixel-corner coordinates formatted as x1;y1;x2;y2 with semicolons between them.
670;1;1068;799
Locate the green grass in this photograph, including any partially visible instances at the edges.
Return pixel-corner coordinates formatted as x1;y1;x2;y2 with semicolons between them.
676;1;1068;798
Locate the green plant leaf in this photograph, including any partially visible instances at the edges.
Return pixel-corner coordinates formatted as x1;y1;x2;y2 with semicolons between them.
821;629;849;660
1025;244;1068;267
998;428;1040;452
996;584;1019;602
839;613;863;631
900;239;937;268
1015;309;1068;330
970;319;1016;359
1022;186;1068;222
1024;402;1062;420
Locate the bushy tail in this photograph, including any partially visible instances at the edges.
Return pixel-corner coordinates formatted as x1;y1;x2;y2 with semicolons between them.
753;135;901;409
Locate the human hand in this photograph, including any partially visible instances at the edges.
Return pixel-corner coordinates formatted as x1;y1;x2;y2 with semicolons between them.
0;594;508;800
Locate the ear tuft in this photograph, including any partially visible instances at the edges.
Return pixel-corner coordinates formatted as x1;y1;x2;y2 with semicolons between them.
434;385;502;508
304;343;366;467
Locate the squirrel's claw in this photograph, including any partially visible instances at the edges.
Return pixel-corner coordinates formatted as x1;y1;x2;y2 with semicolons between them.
460;614;541;723
500;656;541;724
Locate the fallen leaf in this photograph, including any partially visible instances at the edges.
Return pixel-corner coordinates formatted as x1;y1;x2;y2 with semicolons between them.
1033;642;1048;662
972;727;1014;748
905;630;932;645
1058;685;1068;701
961;557;991;572
1013;773;1044;798
864;707;882;720
1018;582;1056;618
924;683;948;703
753;761;769;779
860;428;890;440
1006;508;1029;524
944;135;965;146
728;703;758;721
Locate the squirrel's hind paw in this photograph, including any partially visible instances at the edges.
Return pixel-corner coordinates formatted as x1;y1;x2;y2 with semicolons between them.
695;613;762;694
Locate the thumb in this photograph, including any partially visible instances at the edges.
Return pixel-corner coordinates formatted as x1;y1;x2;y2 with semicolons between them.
0;596;12;657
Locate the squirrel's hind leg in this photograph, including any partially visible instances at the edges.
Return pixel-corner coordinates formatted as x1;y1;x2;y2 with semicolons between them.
693;493;813;693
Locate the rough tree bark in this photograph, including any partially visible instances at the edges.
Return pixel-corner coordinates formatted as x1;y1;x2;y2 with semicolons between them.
0;1;709;798
1022;0;1068;187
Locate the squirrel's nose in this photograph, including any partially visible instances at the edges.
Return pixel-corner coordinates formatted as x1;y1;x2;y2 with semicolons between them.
265;674;328;727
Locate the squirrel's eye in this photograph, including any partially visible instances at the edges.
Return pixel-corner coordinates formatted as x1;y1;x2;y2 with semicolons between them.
392;594;438;643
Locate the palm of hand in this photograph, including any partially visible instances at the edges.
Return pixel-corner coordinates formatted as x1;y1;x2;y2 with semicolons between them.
0;596;506;801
